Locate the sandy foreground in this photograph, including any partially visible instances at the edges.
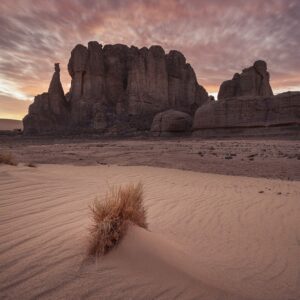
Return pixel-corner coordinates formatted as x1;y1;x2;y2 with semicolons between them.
0;163;299;300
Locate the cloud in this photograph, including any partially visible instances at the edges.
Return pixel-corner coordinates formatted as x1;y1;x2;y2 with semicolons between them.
0;95;32;120
0;0;299;119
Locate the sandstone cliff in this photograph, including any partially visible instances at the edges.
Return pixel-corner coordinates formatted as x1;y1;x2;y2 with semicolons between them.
193;92;300;132
218;60;273;100
24;42;208;134
23;63;69;134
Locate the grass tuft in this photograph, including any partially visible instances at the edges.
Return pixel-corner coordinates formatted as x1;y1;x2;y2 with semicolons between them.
27;163;37;168
88;182;147;256
0;152;17;166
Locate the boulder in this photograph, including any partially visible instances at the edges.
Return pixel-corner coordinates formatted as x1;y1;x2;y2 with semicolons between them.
24;42;208;134
151;109;192;135
218;60;273;100
193;92;300;132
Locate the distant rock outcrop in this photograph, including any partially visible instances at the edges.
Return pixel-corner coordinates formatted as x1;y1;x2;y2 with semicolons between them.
151;109;192;136
23;42;208;134
193;92;300;133
0;119;23;131
218;60;273;100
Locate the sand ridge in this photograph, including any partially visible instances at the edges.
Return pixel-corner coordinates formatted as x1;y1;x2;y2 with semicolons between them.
1;164;300;299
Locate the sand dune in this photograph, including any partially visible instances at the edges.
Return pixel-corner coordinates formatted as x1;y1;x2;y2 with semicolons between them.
0;164;299;299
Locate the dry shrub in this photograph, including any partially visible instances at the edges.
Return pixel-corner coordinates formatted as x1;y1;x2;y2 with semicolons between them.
0;152;17;166
88;182;147;256
27;163;37;168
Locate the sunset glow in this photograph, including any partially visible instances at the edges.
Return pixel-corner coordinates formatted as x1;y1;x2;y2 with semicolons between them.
0;0;299;120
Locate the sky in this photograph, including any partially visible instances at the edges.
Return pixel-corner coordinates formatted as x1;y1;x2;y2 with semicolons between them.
0;0;299;120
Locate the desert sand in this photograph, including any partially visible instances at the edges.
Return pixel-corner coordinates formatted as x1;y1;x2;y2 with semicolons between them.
1;163;299;299
1;137;300;180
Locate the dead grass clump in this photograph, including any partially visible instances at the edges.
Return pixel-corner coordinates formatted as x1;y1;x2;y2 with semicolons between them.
88;182;147;256
0;152;17;166
27;163;37;168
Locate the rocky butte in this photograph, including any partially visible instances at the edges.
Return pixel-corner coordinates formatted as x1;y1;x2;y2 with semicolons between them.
193;61;300;136
23;42;208;135
217;60;273;100
23;43;300;136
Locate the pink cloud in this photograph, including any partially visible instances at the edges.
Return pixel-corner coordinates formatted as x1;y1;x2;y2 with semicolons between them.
0;0;299;119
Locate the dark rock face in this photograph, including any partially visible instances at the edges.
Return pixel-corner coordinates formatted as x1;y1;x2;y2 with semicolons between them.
151;109;192;136
23;64;69;134
24;42;208;134
218;60;273;100
193;92;300;131
200;61;299;136
67;42;208;131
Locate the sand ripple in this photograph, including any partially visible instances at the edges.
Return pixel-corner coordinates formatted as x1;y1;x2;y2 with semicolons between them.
1;164;299;299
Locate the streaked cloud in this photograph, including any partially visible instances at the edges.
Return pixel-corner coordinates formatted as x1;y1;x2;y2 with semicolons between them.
0;0;299;119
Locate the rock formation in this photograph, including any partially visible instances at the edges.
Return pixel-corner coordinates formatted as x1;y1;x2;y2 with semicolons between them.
151;109;192;136
23;63;69;134
193;92;300;133
218;60;273;100
195;62;300;135
23;42;208;134
24;47;299;137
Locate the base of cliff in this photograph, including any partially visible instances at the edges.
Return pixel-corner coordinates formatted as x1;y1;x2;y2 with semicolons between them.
193;124;300;138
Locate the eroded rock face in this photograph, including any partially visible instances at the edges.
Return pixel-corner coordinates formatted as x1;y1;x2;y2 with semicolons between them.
151;109;192;135
218;60;273;100
193;92;300;131
24;42;208;134
70;43;208;130
23;64;69;134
